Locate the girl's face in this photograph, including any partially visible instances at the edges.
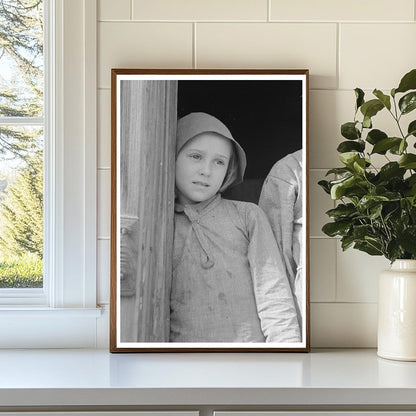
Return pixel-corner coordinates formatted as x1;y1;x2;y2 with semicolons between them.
175;132;232;205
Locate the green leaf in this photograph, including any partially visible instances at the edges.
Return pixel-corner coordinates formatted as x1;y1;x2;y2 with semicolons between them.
325;167;352;176
407;196;416;207
330;175;367;200
399;92;416;115
357;195;389;212
407;120;416;138
326;203;357;220
354;241;383;256
338;152;355;166
384;203;400;222
360;99;384;119
377;162;406;181
318;180;331;194
369;203;383;220
353;158;367;174
365;236;384;252
371;137;403;154
355;88;365;110
330;176;355;199
399;139;407;154
341;122;361;140
363;115;372;129
406;175;416;197
339;152;360;167
398;227;416;255
395;69;416;94
322;221;351;237
384;191;402;201
390;139;408;155
341;235;355;251
328;175;354;186
366;129;387;145
330;182;347;200
410;206;416;222
352;224;373;239
386;239;403;262
373;89;391;110
374;184;388;194
337;140;365;153
399;154;416;169
407;174;416;189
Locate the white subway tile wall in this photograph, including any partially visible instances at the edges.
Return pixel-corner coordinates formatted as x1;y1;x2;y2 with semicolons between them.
97;90;111;168
340;24;416;90
309;90;355;169
196;23;337;89
270;0;414;22
132;0;268;21
98;22;193;88
309;170;334;237
310;239;337;302
311;303;378;347
336;246;389;303
97;0;416;347
99;0;131;21
97;239;110;305
97;169;111;239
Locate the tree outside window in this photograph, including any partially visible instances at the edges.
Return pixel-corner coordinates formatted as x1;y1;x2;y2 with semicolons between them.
0;0;44;288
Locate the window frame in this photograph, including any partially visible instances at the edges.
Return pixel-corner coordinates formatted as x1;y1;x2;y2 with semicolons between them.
0;0;100;348
0;0;46;304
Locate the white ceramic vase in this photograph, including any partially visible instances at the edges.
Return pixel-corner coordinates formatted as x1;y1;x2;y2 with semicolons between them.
378;259;416;361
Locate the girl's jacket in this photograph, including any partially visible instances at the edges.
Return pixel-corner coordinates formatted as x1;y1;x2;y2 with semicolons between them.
170;193;301;343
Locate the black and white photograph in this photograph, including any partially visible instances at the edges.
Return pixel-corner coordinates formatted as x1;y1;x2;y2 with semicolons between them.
110;69;309;352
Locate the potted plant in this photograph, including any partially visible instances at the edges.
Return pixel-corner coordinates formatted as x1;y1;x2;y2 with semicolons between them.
319;68;416;361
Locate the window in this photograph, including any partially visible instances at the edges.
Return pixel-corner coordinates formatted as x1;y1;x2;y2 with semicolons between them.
0;0;44;296
0;0;100;348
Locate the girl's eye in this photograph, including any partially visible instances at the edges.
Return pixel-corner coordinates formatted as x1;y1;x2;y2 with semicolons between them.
215;159;225;166
189;153;201;160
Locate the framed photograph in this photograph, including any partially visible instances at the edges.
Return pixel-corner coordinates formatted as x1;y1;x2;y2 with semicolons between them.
110;69;310;352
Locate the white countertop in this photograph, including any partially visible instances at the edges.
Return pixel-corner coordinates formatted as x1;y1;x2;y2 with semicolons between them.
0;348;416;408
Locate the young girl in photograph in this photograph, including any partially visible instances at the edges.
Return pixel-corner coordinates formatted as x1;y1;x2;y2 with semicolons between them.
170;112;300;343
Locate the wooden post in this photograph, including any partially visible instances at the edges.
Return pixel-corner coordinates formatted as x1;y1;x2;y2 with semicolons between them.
119;80;177;342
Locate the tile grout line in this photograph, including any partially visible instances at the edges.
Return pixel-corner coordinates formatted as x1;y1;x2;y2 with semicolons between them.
309;235;339;239
268;0;271;22
333;228;339;302
309;168;339;171
130;0;133;20
97;19;415;24
311;301;378;305
193;22;197;68
336;22;340;90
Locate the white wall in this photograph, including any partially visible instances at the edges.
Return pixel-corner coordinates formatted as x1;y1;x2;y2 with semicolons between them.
96;0;416;348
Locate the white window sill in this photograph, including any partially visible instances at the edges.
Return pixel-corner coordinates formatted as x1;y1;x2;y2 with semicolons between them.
0;306;102;316
0;307;105;348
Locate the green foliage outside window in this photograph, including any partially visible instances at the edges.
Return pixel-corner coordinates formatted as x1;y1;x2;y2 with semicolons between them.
0;0;44;288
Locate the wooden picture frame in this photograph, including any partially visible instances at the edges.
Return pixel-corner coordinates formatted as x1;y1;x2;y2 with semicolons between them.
110;69;310;352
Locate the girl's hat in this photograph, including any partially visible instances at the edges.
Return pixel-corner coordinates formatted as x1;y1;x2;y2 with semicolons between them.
176;112;247;191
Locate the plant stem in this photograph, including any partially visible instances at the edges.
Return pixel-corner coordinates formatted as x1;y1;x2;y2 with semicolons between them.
379;214;391;241
390;96;406;139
